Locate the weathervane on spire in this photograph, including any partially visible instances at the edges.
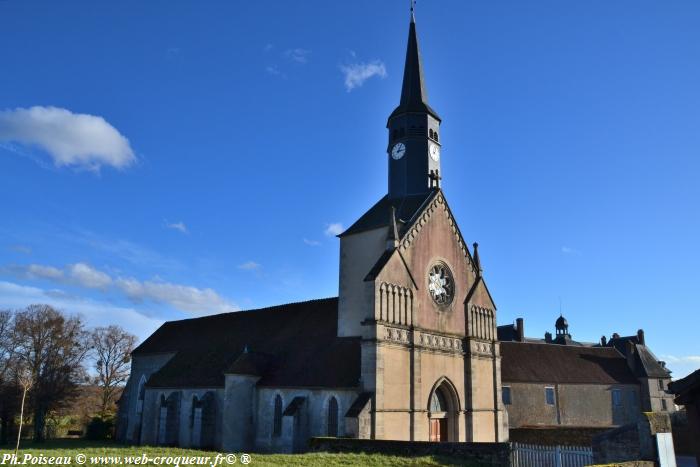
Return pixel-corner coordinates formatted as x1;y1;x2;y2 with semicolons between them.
410;0;416;21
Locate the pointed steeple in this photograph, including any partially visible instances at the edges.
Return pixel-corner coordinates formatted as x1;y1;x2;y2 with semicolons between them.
390;10;440;121
386;5;442;198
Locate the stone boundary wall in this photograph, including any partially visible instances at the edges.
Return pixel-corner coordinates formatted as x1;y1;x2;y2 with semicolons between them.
509;427;610;446
588;462;654;467
309;437;510;466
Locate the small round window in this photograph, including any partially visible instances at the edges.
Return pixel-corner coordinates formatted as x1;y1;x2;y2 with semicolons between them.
428;262;454;306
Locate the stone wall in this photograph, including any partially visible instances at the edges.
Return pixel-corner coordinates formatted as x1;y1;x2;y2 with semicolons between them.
309;437;511;466
509;427;612;446
592;412;672;464
504;382;640;428
254;387;358;453
122;352;175;444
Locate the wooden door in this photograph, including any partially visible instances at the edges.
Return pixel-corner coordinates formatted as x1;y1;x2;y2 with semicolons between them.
429;419;440;442
439;418;447;442
429;419;447;442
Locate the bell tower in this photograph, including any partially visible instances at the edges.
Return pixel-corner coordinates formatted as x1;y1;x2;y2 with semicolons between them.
387;8;442;199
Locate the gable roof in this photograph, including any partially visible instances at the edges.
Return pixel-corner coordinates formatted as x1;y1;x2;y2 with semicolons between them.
607;335;671;378
135;297;361;389
500;342;638;385
340;191;436;238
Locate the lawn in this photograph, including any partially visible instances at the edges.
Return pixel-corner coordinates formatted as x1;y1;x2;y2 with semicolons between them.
1;439;481;466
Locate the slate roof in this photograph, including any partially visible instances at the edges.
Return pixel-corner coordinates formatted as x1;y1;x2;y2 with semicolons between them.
500;342;639;385
340;191;437;238
607;335;671;378
388;18;441;121
135;297;361;389
669;369;700;405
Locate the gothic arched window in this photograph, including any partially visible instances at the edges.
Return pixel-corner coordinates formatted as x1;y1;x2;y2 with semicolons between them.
429;128;434;139
327;397;338;437
136;375;146;414
273;395;283;437
434;132;439;142
430;389;447;413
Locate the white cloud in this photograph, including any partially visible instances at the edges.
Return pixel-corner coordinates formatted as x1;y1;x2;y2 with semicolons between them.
2;262;237;315
662;355;700;365
324;223;344;237
0;280;162;343
340;60;387;92
265;65;285;78
660;355;700;379
115;277;237;315
303;238;321;246
67;262;112;289
561;246;582;255
0;106;136;171
24;263;65;280
165;221;189;234
238;261;261;271
285;48;311;64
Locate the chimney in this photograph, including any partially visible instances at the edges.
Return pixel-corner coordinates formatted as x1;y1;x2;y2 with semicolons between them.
601;335;607;346
545;331;552;343
637;329;645;346
516;318;525;342
612;332;620;339
625;340;636;372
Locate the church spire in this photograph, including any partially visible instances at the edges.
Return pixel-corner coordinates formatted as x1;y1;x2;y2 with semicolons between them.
386;8;443;199
390;4;440;121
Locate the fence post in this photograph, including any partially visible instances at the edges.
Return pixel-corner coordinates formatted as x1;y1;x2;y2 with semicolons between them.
555;445;562;467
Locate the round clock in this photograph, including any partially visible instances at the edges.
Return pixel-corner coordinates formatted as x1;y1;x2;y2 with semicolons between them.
391;142;406;160
429;143;440;162
428;262;454;306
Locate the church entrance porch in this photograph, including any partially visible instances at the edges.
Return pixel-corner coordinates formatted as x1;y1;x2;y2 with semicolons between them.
428;378;460;442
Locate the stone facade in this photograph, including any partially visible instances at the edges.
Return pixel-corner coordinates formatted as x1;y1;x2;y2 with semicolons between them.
338;191;506;443
504;383;641;428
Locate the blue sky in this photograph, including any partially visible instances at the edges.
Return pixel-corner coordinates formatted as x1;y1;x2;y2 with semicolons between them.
1;1;698;378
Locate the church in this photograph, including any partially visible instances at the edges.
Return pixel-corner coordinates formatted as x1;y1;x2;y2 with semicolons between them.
117;9;673;453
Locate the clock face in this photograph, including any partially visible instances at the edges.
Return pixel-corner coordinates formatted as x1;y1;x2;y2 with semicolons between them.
391;142;406;160
428;262;454;306
429;143;440;162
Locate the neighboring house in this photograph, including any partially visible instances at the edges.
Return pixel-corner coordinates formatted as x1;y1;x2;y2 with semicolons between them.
669;369;700;465
498;316;675;431
119;11;508;453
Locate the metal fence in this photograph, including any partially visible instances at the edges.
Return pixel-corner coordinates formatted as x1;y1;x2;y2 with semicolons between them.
511;442;594;467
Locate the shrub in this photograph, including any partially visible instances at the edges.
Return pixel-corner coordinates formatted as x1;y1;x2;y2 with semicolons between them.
85;416;114;440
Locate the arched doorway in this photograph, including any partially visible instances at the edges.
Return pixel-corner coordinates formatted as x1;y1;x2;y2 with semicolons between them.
428;378;460;442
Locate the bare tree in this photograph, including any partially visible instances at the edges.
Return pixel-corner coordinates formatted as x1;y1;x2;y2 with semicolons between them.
90;325;136;417
11;304;89;441
0;310;12;382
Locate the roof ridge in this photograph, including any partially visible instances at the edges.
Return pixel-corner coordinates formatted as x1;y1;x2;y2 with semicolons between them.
162;296;339;325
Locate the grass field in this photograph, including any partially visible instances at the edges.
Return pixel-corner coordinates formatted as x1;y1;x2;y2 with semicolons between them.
0;439;482;466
